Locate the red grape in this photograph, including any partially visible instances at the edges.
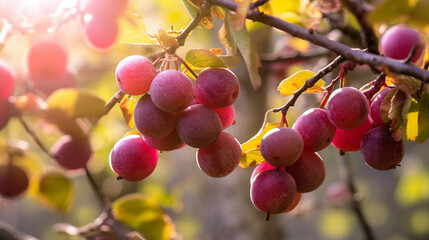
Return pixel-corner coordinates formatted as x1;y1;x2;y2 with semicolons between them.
134;95;177;138
331;116;373;152
360;126;404;170
293;108;336;152
283;192;301;213
0;164;29;198
51;135;93;170
176;104;222;148
196;132;242;178
109;135;158;181
143;130;185;151
251;169;297;214
115;55;157;95
27;39;68;82
370;88;392;127
84;15;119;50
326;87;369;130
195;67;239;108
259;127;304;167
288;152;325;193
150;70;194;113
379;25;425;62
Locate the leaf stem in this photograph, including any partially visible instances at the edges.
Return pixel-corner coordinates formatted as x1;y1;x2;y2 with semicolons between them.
175;54;199;78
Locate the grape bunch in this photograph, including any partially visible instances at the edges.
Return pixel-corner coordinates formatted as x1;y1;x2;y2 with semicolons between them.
250;111;329;214
110;55;242;181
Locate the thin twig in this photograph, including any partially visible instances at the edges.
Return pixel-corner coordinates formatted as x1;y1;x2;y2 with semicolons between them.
338;150;375;240
362;73;386;99
210;0;429;82
273;55;346;114
17;115;58;160
340;0;378;54
104;90;126;113
173;0;213;52
176;54;198;78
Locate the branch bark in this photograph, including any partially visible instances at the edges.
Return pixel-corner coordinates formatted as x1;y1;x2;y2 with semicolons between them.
210;0;429;82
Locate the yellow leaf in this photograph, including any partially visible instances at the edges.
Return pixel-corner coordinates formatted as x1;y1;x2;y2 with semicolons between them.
157;27;179;49
120;97;137;129
240;110;280;168
278;70;325;96
118;12;155;45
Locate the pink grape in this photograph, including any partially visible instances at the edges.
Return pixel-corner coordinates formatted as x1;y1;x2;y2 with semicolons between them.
196;132;242;178
331;116;373;152
191;98;235;129
150;70;194;113
27;39;68;81
109;135;158;181
176;104;222;148
326;87;369;130
379;25;425;62
134;95;177;138
86;0;128;17
195;67;239;108
143;130;185;151
360;126;404;170
370;88;392;127
51;135;93;170
0;164;29;198
293;108;336;152
259;127;304;167
250;169;297;214
115;55;157;95
0;59;15;100
288;152;326;193
84;15;119;50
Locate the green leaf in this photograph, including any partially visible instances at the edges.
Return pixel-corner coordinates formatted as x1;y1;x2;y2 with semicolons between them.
226;13;262;89
185;49;227;68
120;97;137;129
182;0;213;29
33;171;74;213
277;70;325;96
217;55;240;68
46;89;107;119
368;0;411;24
112;194;176;240
405;94;429;143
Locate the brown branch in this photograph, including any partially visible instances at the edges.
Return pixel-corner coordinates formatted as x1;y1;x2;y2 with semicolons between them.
104;90;126;113
340;0;378;54
260;50;330;64
210;0;429;82
338;150;375;240
273;55;346;113
173;0;213;52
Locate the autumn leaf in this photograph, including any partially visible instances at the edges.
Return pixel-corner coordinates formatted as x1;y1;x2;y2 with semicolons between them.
278;70;325;96
120;97;137;128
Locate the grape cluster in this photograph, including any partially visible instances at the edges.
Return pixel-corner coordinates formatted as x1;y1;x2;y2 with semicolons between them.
250;82;409;214
83;0;129;49
110;56;241;181
250;118;327;214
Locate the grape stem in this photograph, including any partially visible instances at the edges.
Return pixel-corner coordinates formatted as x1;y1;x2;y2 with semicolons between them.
273;55;346;115
338;150;375;240
209;0;429;82
361;73;386;100
176;54;199;78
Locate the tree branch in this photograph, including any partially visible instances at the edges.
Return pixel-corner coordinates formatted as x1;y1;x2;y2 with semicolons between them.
338;150;375;240
210;0;429;82
340;0;378;54
273;55;346;113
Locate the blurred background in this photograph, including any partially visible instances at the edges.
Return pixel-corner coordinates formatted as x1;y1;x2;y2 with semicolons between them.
0;0;429;239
